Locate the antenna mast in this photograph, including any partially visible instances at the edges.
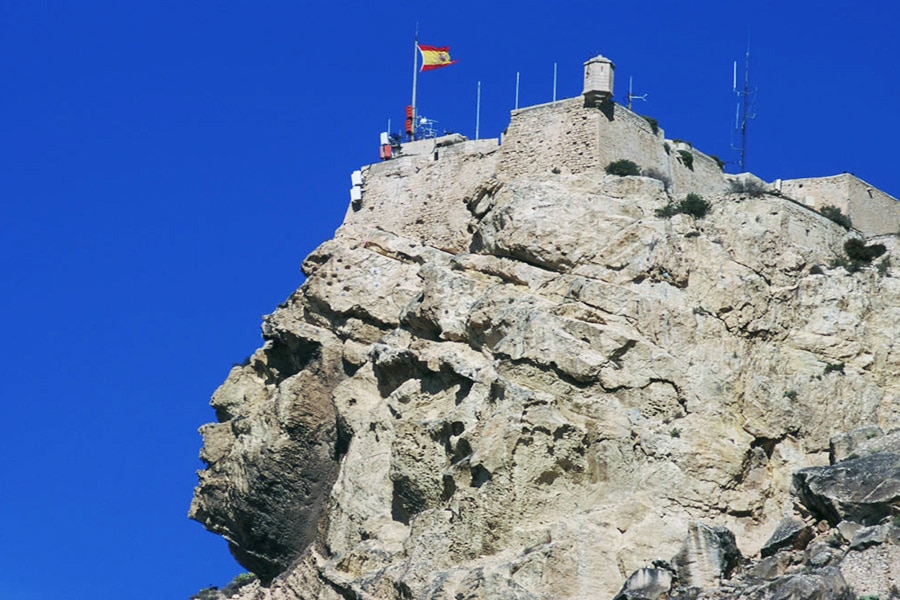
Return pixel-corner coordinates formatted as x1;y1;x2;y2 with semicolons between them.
732;41;757;171
626;76;647;110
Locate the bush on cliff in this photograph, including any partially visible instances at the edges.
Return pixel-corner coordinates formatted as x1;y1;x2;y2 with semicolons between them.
844;238;886;263
677;149;694;171
820;205;852;230
830;238;887;273
640;115;659;135
656;193;711;219
727;178;766;197
605;159;641;176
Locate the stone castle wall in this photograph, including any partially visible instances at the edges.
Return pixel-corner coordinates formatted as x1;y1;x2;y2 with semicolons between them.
497;97;728;198
353;93;899;240
779;174;900;236
345;137;500;254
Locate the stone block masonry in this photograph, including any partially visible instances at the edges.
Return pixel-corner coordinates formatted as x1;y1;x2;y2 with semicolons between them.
779;173;900;236
341;137;500;254
497;97;728;198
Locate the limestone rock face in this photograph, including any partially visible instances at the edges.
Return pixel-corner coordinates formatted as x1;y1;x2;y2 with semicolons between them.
190;136;900;599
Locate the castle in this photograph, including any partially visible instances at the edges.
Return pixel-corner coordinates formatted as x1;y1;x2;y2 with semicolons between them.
349;55;900;240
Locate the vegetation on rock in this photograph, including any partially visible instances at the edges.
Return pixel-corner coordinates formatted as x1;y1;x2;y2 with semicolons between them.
640;115;659;135
727;178;766;196
656;193;711;219
820;204;852;230
677;149;694;170
605;159;641;176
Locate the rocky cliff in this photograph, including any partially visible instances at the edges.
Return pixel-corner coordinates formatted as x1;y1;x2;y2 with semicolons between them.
189;101;900;599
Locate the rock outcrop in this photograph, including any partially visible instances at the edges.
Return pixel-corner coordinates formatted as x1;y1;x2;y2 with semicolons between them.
190;96;900;599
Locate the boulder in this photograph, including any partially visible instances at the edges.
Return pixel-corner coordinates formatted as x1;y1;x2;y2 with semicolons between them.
792;452;900;526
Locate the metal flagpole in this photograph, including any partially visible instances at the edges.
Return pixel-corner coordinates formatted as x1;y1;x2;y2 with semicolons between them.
411;25;419;140
515;72;520;110
553;62;557;101
475;81;481;140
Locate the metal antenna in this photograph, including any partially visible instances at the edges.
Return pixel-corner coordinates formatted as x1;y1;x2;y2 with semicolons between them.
627;76;647;110
515;72;520;110
731;39;757;171
475;81;481;140
552;62;557;102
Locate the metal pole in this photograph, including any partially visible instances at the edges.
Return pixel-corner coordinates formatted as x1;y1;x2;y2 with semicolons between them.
515;72;520;110
411;25;419;140
475;81;481;140
740;44;750;171
553;62;557;101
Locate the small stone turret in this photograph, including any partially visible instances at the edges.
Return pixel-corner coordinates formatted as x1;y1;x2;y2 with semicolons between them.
583;54;615;106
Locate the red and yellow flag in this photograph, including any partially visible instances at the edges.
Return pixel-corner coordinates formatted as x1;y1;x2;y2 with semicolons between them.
418;44;457;71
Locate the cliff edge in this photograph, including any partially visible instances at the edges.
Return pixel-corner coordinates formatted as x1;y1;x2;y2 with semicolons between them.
189;75;900;599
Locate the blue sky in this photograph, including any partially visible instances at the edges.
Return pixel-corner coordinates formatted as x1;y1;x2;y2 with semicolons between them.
1;1;897;598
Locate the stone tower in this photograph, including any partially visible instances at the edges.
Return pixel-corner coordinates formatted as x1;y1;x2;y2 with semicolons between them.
583;54;615;107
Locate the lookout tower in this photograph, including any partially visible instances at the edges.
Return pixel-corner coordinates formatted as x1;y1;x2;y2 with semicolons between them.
583;55;615;107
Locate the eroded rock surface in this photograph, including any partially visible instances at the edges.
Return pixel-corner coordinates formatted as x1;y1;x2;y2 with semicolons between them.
190;137;900;599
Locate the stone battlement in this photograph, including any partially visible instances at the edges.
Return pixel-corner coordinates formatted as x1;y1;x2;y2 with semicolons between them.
350;56;898;239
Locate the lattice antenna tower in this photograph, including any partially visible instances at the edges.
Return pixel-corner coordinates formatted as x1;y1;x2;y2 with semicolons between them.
731;40;757;171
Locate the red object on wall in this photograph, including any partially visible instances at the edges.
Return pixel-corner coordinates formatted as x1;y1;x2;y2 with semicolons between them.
405;105;414;136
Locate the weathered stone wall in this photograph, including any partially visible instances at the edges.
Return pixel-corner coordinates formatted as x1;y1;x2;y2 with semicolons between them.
498;98;601;179
779;173;900;236
342;138;500;254
497;96;728;198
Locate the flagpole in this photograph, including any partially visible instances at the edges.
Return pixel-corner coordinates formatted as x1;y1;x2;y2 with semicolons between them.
553;62;558;102
475;81;481;140
515;72;520;110
411;25;419;141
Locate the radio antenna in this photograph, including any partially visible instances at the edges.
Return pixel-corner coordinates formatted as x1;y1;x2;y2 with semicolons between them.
627;76;647;110
731;39;757;171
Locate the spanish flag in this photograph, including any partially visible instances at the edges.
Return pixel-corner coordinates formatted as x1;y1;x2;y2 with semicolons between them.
418;44;457;71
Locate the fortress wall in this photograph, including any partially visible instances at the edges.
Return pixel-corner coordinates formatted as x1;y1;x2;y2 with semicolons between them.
498;97;727;198
498;98;601;179
845;176;900;236
343;139;500;253
667;142;729;198
780;174;900;236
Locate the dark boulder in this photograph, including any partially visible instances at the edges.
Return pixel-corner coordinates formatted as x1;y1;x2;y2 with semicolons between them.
761;517;813;557
791;452;900;526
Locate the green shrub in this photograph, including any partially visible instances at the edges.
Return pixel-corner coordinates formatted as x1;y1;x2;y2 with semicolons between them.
663;142;671;154
877;256;891;276
832;239;888;273
830;255;862;273
681;193;710;217
844;238;886;262
670;427;681;438
656;193;711;219
677;149;694;171
820;205;852;230
824;362;845;375
641;115;659;135
605;159;641;176
727;178;766;196
783;390;798;401
710;154;725;171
